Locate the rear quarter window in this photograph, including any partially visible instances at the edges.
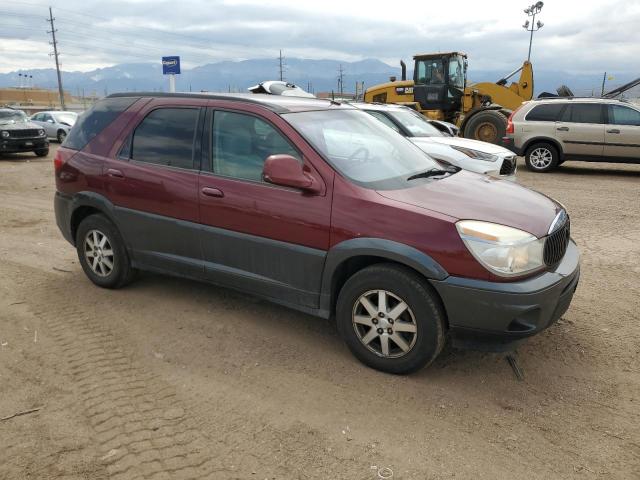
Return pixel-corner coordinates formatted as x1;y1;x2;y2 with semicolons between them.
64;97;139;150
524;103;565;122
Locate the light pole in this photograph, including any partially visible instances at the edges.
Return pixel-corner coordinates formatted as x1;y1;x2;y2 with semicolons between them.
523;1;544;62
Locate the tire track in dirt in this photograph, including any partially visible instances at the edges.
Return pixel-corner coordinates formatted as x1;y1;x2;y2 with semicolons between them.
11;264;229;480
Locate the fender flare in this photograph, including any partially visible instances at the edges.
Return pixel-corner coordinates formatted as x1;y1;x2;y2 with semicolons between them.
68;191;122;243
318;238;449;314
521;136;565;158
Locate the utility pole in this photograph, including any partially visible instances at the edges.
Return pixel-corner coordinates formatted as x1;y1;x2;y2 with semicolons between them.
278;50;285;81
601;72;607;96
47;6;66;110
338;64;344;98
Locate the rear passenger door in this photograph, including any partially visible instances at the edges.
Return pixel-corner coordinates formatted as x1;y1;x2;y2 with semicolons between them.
103;103;205;277
198;106;332;309
555;103;605;158
604;104;640;160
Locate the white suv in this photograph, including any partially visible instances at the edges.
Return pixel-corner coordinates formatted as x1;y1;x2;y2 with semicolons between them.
503;98;640;172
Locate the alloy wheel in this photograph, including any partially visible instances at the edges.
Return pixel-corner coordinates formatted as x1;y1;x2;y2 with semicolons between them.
529;147;553;169
84;229;114;277
352;289;418;358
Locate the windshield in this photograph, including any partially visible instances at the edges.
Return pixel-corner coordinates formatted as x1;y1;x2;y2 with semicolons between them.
388;110;444;137
54;112;77;125
283;109;443;190
448;55;466;89
0;110;28;124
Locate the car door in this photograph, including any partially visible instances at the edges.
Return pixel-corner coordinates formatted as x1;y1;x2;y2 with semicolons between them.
42;113;57;137
102;101;206;277
604;104;640;160
198;105;332;309
555;103;605;158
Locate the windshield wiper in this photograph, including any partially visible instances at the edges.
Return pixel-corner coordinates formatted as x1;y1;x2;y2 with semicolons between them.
407;167;458;181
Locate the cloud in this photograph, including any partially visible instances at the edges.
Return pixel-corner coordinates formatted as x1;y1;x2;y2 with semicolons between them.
0;0;638;76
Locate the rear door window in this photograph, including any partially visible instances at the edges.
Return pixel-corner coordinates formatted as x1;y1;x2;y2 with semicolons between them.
525;103;565;122
64;96;139;150
608;105;640;126
130;107;200;169
560;104;603;124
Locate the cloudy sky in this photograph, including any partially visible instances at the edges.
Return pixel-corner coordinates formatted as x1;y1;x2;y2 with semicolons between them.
1;0;639;75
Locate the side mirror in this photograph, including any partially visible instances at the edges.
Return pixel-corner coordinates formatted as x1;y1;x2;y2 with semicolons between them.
47;119;54;123
263;154;322;194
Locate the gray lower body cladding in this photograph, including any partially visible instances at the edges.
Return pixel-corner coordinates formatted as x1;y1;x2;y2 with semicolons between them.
431;240;580;350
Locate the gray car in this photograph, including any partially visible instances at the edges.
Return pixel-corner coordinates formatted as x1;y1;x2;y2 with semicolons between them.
503;97;640;172
30;111;78;143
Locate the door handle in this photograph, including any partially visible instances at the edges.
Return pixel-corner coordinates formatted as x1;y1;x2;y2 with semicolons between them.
606;129;620;134
556;126;569;131
107;168;124;178
201;187;224;198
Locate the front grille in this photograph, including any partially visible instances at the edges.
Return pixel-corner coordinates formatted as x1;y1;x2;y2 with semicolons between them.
9;129;40;139
544;215;570;268
499;156;517;175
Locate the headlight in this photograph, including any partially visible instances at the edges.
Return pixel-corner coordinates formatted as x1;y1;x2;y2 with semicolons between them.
1;131;9;138
456;220;544;276
450;145;498;162
38;129;45;136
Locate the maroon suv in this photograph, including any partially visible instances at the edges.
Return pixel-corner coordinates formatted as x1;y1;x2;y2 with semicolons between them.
54;93;580;374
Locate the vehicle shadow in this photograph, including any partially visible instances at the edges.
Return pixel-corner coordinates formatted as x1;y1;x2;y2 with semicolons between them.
557;162;640;178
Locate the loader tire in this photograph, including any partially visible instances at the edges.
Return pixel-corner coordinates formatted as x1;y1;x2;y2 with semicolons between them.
463;110;509;144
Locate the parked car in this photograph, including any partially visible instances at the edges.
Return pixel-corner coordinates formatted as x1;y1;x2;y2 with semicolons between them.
248;80;315;98
0;107;49;157
503;97;640;172
352;103;517;180
54;93;579;374
30;110;78;143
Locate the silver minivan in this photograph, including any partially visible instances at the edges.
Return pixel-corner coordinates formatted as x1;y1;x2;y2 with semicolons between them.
503;98;640;172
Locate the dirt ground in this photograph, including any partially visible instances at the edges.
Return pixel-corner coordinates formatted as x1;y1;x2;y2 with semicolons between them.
0;144;638;480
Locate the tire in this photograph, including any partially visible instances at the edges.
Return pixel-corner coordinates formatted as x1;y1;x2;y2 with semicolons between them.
34;148;49;157
336;263;446;374
75;214;136;289
57;130;67;143
525;142;560;172
463;110;508;144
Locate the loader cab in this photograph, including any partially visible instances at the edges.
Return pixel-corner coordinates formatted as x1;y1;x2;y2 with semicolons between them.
413;52;467;120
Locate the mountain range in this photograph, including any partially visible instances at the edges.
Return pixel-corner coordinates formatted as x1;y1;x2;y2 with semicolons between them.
0;58;636;98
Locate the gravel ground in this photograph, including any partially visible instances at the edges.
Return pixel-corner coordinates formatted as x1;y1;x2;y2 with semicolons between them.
0;145;638;479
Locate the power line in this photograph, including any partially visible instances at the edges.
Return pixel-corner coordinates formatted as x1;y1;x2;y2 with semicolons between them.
47;6;65;109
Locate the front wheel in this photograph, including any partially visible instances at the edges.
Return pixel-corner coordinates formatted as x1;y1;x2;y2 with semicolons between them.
336;264;446;374
57;130;67;143
76;214;136;289
525;142;560;172
34;148;49;157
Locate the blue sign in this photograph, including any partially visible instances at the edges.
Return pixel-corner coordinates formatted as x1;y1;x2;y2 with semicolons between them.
162;56;181;75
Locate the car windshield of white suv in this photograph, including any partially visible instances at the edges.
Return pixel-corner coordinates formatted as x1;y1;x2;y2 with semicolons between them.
0;110;28;124
284;109;449;189
388;110;444;137
54;112;77;126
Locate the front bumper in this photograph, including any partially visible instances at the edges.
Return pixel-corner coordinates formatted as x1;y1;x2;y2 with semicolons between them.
431;240;580;351
1;137;48;153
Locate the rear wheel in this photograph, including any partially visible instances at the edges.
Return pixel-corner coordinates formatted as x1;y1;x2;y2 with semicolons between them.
34;148;49;157
76;214;136;288
336;264;446;374
463;110;508;144
57;130;67;143
525;142;560;172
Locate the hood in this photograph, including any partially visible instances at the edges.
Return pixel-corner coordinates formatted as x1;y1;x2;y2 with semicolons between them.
0;119;42;130
377;170;562;238
412;135;512;155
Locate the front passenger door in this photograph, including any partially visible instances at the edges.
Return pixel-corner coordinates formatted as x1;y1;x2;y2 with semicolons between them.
604;104;640;160
198;107;332;309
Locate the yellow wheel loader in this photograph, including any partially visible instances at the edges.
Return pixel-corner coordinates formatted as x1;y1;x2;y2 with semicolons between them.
364;52;534;144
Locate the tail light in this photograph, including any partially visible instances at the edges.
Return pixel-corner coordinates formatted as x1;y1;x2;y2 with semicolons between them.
505;104;524;135
53;147;75;172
